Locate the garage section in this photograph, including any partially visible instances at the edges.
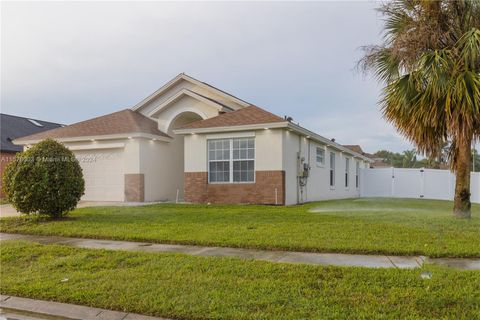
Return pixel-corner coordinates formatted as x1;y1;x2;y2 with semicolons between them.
74;149;125;201
13;109;172;203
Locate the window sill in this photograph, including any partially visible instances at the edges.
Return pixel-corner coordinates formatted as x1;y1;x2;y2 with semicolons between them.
208;181;256;185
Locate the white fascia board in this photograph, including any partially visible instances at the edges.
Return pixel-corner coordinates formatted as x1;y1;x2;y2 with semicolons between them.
181;74;250;108
132;73;250;112
287;123;374;163
147;89;224;117
206;131;255;139
175;121;371;162
13;132;171;145
132;73;185;111
67;142;126;151
173;121;289;135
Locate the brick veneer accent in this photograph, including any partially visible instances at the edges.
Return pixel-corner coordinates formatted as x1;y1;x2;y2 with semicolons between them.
124;173;145;202
184;170;285;205
0;151;17;198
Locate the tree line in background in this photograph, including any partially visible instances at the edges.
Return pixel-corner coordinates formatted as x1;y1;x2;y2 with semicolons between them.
372;148;480;172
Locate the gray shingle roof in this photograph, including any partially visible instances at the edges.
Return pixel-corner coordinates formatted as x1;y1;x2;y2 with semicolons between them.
14;109;170;143
1;114;64;152
180;105;285;129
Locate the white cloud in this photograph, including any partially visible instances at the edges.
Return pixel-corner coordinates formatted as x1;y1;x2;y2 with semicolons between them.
1;1;412;152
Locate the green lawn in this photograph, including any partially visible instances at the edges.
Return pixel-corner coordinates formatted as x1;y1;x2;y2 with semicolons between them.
1;240;479;320
1;198;479;257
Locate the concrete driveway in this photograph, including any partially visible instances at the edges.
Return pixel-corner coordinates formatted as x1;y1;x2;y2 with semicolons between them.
0;201;163;218
0;204;19;218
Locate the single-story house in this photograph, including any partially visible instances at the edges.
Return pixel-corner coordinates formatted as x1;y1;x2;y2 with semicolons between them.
14;73;372;205
1;113;64;198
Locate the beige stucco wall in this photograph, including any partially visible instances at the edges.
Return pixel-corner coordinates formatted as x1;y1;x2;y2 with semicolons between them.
126;84;227;202
184;133;207;173
256;129;283;171
283;130;301;205
133;82;228;202
184;129;284;173
185;128;369;205
60;127;369;204
153;95;219;133
283;130;370;205
66;137;186;202
61;138;178;202
136;138;177;202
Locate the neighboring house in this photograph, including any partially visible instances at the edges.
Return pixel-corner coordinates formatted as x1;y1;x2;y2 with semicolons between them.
369;157;395;168
14;73;372;205
0;114;63;198
343;145;391;168
342;145;365;155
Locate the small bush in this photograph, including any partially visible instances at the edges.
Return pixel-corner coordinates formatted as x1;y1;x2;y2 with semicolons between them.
3;139;85;218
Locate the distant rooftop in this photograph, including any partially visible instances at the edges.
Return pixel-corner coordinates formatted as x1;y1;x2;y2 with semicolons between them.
14;109;170;143
0;113;64;152
343;145;366;155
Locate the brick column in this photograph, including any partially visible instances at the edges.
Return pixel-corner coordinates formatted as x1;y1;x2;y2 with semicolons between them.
124;173;145;202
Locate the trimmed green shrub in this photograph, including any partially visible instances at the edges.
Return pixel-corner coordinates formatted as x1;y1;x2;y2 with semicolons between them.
3;139;84;218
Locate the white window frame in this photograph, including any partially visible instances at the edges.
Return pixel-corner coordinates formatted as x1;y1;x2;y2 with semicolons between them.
329;152;336;188
316;146;325;167
345;157;350;189
207;137;255;184
207;139;231;183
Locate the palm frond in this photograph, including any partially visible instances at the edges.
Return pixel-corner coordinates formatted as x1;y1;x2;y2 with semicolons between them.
360;0;480;169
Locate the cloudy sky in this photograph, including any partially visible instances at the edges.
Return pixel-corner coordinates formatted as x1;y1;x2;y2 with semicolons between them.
2;1;416;153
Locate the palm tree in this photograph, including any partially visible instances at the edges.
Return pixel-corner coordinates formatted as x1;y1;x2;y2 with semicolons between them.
361;0;480;218
427;141;450;168
402;149;417;168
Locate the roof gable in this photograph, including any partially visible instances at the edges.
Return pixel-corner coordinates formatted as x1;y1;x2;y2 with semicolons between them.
147;89;232;118
15;109;170;143
0;114;63;152
132;73;250;113
179;105;285;130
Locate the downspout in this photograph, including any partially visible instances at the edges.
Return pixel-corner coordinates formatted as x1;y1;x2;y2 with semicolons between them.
296;135;311;204
296;134;302;204
306;138;310;202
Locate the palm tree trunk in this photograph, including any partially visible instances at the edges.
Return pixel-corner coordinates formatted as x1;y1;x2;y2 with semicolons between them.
453;138;472;218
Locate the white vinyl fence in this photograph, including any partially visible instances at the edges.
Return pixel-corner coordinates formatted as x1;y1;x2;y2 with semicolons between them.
360;168;480;204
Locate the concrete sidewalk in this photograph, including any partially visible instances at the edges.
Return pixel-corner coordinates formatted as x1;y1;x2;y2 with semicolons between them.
2;232;479;269
0;295;169;320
